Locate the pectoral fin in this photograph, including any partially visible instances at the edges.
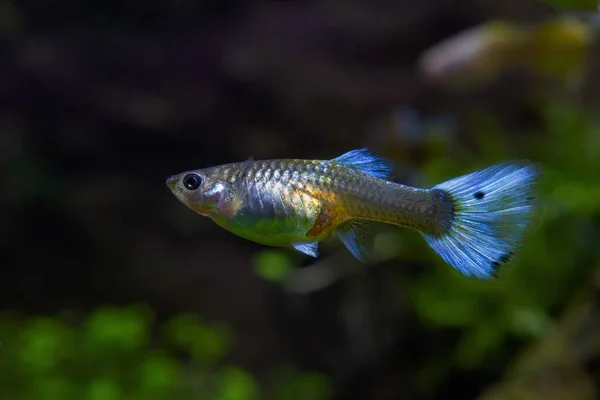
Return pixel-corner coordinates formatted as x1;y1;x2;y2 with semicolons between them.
291;242;319;258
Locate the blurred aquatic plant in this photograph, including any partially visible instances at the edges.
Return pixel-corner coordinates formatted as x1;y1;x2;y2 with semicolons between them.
418;16;594;90
0;305;331;400
478;276;600;400
544;0;600;11
253;250;295;284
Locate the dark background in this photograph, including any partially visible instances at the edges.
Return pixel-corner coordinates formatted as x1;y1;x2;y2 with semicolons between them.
1;0;600;399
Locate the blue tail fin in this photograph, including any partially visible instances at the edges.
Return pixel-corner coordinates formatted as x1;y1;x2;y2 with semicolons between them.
421;161;541;279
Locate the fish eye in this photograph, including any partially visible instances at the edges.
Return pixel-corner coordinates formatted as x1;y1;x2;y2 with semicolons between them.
182;173;202;191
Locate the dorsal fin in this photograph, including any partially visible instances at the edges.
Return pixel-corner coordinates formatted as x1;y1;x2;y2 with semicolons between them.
331;148;393;179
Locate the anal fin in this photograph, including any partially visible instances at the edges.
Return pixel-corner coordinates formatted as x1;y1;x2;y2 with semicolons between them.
335;220;373;262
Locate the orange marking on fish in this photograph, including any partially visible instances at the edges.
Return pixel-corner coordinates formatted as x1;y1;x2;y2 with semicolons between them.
306;208;333;237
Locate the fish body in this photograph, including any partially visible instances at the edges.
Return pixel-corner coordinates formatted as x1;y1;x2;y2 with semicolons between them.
167;149;540;279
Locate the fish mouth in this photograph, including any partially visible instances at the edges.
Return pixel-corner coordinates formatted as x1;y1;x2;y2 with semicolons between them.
166;175;180;192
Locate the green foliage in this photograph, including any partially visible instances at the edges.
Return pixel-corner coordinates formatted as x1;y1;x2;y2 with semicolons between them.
0;306;331;400
253;250;294;283
163;313;235;366
267;365;333;400
214;367;261;400
543;0;600;11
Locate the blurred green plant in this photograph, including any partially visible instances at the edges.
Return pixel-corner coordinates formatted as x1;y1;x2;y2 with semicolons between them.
0;305;331;400
543;0;600;11
253;250;294;283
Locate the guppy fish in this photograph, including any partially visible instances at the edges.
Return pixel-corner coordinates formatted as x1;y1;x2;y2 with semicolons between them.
166;149;540;279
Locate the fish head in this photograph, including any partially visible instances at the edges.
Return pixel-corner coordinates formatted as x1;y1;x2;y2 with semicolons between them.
166;167;240;218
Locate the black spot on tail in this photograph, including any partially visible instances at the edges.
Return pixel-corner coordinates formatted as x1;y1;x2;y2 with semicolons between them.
490;252;515;277
473;191;485;200
499;252;514;264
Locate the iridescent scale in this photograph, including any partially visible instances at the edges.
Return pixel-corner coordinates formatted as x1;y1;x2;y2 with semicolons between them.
207;158;449;244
